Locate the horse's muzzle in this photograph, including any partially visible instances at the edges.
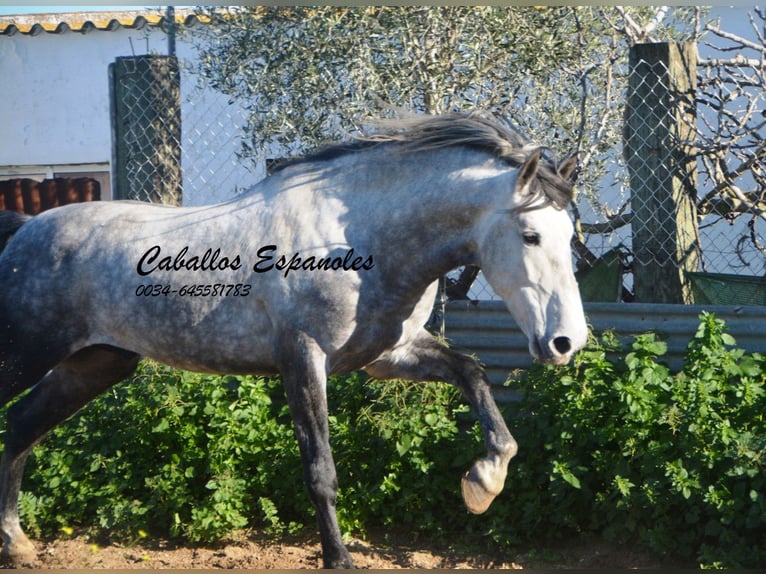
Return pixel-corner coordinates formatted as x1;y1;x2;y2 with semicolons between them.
531;335;576;365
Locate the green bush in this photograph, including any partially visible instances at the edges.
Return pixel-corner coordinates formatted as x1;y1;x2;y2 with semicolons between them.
4;312;764;568
15;366;473;545
18;366;307;542
497;311;765;568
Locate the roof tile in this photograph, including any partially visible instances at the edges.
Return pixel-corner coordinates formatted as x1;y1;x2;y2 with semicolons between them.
0;9;207;36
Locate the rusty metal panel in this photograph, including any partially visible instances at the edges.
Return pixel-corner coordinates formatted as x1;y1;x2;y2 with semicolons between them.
444;300;766;392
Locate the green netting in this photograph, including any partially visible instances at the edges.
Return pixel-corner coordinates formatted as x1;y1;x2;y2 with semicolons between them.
576;249;625;302
686;271;766;306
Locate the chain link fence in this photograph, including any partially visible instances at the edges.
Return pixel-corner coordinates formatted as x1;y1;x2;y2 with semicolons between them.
110;55;182;205
180;75;264;206
110;54;264;207
695;54;766;275
593;43;699;304
111;39;765;305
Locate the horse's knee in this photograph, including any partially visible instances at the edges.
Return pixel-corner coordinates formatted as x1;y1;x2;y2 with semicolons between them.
305;462;339;504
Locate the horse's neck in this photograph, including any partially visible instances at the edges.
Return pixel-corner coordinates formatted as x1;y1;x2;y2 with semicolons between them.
252;148;506;291
345;154;500;288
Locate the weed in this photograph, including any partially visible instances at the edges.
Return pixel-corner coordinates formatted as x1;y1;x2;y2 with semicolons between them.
4;313;763;567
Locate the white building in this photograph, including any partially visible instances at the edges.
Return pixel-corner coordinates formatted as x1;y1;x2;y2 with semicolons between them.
0;8;262;206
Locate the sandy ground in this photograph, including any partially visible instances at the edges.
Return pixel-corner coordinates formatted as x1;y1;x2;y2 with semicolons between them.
12;530;674;570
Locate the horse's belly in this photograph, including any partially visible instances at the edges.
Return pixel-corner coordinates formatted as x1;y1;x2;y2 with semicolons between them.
91;295;280;375
144;346;278;376
108;331;279;376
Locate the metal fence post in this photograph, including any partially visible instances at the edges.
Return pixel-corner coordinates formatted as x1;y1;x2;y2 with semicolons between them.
110;55;182;205
625;42;700;303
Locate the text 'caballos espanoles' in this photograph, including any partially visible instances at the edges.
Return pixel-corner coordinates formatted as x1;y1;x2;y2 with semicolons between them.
136;244;375;278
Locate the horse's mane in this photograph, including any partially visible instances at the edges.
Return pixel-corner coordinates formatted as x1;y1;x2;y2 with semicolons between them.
272;113;574;209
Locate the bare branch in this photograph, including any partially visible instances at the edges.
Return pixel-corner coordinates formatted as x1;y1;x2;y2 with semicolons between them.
702;189;766;220
580;212;634;234
615;6;656;43
705;22;764;52
645;6;670;36
698;56;765;67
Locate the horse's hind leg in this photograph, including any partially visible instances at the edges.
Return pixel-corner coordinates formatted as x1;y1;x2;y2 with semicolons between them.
365;330;517;515
0;345;139;566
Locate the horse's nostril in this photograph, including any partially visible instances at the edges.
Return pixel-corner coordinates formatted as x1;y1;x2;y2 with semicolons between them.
552;336;572;355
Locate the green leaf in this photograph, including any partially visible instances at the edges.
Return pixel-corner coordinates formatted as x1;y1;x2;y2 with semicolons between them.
152;418;170;433
552;460;582;489
395;435;412;456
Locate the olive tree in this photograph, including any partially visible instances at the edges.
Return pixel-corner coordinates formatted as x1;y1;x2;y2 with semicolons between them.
190;6;714;299
192;7;690;179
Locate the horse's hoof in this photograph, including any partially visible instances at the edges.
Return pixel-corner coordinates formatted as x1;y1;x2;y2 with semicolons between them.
461;459;505;514
0;551;38;569
461;472;495;514
0;538;38;568
323;554;355;569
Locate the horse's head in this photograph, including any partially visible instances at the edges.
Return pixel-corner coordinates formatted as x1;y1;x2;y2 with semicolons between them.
476;148;587;366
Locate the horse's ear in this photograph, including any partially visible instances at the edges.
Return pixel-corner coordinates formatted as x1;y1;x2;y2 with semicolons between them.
558;154;578;181
516;148;541;193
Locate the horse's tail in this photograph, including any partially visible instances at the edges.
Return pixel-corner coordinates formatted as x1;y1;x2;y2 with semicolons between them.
0;211;32;254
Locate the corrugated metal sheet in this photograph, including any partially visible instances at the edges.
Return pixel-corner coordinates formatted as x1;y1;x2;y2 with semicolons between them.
444;300;766;393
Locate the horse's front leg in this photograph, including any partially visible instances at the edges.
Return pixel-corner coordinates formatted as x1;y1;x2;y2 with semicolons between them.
277;331;353;569
366;331;517;515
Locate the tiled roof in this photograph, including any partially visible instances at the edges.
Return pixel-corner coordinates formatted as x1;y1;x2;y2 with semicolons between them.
0;9;208;36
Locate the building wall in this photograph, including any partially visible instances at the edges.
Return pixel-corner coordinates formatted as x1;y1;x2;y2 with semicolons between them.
0;18;262;206
1;28;158;172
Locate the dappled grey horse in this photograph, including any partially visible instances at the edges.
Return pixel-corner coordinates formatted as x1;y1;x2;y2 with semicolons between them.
0;113;587;568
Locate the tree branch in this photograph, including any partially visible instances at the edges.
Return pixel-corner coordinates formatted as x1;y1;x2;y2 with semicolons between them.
698;55;764;67
579;212;634;234
704;22;764;52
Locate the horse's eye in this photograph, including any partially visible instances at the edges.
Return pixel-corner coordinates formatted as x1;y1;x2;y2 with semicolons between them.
523;232;541;246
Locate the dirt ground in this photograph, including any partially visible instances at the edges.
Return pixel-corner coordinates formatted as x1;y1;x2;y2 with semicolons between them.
17;530;675;569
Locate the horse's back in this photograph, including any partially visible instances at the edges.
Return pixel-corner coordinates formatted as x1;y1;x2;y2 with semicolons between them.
0;178;440;378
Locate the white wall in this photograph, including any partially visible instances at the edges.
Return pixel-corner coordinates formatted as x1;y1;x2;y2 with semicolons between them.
1;28;152;167
0;21;263;206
